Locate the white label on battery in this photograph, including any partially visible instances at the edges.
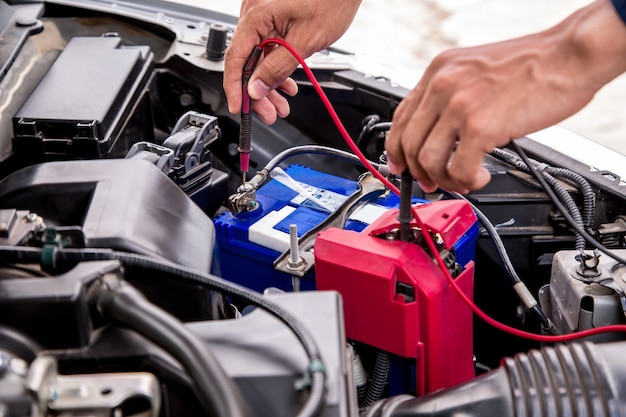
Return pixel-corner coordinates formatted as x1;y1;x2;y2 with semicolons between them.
248;206;295;252
348;203;390;225
290;181;349;212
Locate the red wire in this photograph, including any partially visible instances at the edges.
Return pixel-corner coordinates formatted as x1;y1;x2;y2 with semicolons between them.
257;38;626;343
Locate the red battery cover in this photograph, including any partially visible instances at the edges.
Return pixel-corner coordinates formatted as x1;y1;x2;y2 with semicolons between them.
314;200;476;395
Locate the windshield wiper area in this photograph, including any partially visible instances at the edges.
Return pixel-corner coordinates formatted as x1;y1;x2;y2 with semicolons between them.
0;2;44;82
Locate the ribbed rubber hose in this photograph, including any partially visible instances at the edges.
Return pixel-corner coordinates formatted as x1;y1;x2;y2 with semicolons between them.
360;351;391;409
360;340;626;417
492;148;595;230
545;167;596;228
490;148;586;249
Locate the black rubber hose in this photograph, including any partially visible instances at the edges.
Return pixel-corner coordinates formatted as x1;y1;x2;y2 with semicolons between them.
360;351;391;409
112;251;327;417
91;278;249;417
357;115;391;158
357;115;380;151
360;340;626;417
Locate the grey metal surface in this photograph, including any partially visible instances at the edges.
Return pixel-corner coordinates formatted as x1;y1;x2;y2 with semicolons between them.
540;249;626;342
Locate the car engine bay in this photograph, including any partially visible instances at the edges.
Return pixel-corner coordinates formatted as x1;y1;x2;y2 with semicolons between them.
3;1;626;416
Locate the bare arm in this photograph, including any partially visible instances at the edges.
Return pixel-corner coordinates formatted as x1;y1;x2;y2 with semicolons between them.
385;0;626;193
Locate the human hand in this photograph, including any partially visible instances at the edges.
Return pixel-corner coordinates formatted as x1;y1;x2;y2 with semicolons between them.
386;0;626;193
224;0;361;124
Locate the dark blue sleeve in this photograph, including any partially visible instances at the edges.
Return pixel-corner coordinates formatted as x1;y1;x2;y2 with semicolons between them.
613;0;626;25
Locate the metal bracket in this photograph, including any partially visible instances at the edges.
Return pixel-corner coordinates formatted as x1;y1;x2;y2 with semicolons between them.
0;210;45;246
574;249;626;319
25;356;161;417
166;110;219;172
126;111;219;192
273;172;387;277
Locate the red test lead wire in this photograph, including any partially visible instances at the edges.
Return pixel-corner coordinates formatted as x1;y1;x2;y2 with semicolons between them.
256;37;626;344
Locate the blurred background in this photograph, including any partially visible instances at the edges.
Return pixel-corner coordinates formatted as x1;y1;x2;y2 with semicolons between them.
189;0;626;155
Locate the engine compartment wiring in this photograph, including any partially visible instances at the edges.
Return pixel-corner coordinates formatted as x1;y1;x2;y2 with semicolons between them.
257;37;626;343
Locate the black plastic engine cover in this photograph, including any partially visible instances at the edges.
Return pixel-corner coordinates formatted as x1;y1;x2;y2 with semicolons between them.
12;35;154;160
0;159;216;272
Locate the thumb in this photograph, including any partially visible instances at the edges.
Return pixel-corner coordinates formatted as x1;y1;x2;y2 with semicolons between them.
248;46;300;100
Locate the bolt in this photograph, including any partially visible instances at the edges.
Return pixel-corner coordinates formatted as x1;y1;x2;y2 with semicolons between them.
26;213;38;223
16;17;38;27
287;224;304;270
179;93;195;107
227;142;239;157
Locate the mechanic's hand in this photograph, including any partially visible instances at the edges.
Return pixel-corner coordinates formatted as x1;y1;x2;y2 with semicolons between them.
224;0;362;124
386;0;626;194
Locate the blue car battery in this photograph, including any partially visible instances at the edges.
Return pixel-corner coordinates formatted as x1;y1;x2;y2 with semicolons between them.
214;164;478;293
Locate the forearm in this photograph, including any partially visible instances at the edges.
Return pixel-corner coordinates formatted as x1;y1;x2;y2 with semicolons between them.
385;0;626;194
611;0;626;25
560;0;626;89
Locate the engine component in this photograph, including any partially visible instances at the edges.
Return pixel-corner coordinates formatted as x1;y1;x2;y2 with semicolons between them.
12;35;154;161
25;356;161;417
597;215;626;247
126;111;229;214
0;257;229;350
0;252;352;416
91;271;245;417
0;209;45;246
315;200;478;396
205;23;228;61
59;282;352;417
0;159;216;272
539;249;626;342
362;340;626;417
0;261;119;349
0;349;30;417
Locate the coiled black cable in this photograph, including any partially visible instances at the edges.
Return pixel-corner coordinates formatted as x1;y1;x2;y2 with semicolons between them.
360;351;391;409
492;148;596;228
490;147;586;249
545;166;595;228
511;141;626;266
542;171;586;249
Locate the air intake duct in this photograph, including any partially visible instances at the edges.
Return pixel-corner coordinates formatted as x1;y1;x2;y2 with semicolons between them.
361;340;626;417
